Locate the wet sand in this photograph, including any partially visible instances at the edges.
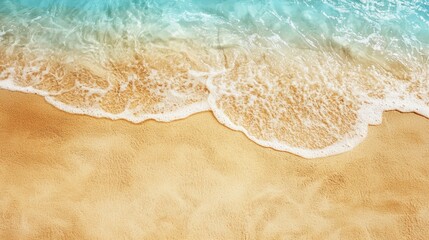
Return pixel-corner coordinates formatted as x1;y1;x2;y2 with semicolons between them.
1;89;429;239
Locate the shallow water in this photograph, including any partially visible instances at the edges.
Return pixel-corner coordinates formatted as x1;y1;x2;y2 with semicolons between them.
0;0;428;158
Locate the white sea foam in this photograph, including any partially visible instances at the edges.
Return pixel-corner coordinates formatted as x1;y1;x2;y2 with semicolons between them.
0;70;211;123
207;86;429;159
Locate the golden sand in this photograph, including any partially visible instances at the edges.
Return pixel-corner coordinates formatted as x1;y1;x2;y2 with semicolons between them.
1;89;429;239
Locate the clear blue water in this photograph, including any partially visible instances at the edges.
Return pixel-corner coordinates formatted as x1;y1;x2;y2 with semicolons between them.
1;0;428;54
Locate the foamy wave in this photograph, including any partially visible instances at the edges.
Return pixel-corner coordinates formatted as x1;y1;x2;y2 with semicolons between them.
206;45;429;158
0;43;218;121
1;0;428;158
1;43;428;158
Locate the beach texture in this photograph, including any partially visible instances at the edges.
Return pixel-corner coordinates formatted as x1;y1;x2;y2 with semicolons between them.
1;1;429;239
1;90;429;239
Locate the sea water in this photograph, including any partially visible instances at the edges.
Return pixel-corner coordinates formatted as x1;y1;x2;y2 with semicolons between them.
0;0;428;158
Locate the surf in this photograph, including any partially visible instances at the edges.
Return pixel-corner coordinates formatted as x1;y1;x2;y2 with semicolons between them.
0;0;428;158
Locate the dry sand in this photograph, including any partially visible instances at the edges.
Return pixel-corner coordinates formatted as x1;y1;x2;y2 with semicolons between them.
0;89;429;240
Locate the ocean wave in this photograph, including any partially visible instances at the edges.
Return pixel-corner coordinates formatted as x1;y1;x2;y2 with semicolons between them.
1;0;428;158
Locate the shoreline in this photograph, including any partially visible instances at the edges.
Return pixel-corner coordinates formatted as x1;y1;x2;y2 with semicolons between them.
1;89;429;239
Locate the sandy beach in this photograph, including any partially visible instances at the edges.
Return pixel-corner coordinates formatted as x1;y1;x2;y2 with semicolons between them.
1;89;429;239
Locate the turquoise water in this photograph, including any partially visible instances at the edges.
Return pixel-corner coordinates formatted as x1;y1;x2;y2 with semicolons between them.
1;0;428;158
2;0;428;53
